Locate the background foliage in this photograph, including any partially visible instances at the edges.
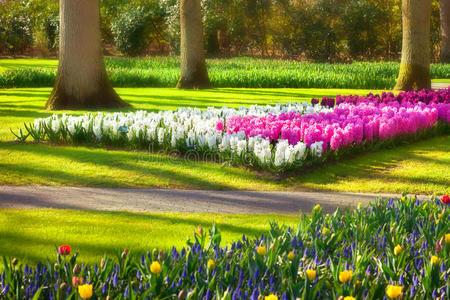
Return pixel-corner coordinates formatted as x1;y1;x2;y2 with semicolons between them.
0;0;444;61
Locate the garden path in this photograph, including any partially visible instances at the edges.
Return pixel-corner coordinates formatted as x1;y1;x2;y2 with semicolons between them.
0;186;427;214
432;82;450;89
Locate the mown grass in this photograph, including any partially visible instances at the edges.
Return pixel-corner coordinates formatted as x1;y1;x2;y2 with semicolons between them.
0;209;300;264
1;87;449;194
0;87;382;141
0;57;449;89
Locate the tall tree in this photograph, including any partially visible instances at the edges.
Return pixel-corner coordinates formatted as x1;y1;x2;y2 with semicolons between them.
46;0;129;110
394;0;432;90
176;0;211;89
440;0;450;62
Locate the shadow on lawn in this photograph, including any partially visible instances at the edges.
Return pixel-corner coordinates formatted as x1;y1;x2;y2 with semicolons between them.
0;135;448;193
0;142;272;190
211;88;357;99
293;136;450;191
0;210;277;263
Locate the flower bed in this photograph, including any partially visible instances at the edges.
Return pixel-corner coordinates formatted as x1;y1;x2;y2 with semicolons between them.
12;89;450;172
317;89;450;123
1;195;449;299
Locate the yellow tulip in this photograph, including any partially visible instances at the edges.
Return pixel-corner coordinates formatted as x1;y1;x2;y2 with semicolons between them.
431;255;440;265
344;297;356;300
257;246;267;256
401;196;407;202
357;202;362;210
386;285;402;299
305;269;316;281
339;270;352;283
287;251;295;261
78;284;93;299
322;227;329;235
265;294;278;300
207;259;215;271
393;245;403;256
446;233;450;245
150;261;162;275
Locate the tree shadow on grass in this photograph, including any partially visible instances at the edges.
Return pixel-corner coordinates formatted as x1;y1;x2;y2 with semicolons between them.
0;142;271;190
0;210;287;263
210;88;349;99
293;136;450;192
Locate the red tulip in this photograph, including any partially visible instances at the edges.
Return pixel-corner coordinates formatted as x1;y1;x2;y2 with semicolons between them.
72;276;83;287
442;195;450;205
58;245;71;256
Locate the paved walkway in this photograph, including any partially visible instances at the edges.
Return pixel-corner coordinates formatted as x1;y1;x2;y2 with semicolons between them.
432;82;450;90
0;186;427;214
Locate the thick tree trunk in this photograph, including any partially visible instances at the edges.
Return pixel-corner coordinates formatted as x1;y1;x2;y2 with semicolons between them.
394;0;432;91
176;0;211;89
440;0;450;62
46;0;129;110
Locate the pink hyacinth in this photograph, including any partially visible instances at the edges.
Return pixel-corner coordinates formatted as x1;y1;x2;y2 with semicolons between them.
225;92;447;153
216;120;224;131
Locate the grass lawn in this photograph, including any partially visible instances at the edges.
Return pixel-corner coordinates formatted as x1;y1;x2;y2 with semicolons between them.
0;87;449;194
0;58;58;72
0;209;300;264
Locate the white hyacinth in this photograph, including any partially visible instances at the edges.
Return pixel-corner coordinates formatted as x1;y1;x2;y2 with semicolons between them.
30;102;331;169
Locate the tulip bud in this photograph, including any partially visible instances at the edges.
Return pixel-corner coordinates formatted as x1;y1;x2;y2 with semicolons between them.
73;264;80;275
131;280;136;286
178;289;187;300
106;296;111;300
270;243;275;250
436;241;442;254
72;276;82;286
152;248;158;260
60;282;67;290
11;258;18;266
121;248;129;260
258;296;264;300
337;297;344;300
429;214;434;221
158;249;165;261
197;225;203;235
100;258;105;270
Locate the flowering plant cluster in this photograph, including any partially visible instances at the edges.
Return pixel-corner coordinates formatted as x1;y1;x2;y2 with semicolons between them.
12;89;449;171
315;88;450;123
1;194;449;299
226;100;440;151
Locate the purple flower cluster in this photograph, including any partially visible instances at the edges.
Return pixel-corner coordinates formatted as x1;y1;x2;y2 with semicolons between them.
326;88;450;122
1;195;448;299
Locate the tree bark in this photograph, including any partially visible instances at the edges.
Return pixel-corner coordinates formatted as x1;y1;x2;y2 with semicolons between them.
46;0;129;110
177;0;211;89
440;0;450;62
394;0;432;91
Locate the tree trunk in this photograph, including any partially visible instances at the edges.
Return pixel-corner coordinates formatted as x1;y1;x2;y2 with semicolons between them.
46;0;129;110
394;0;432;91
440;0;450;62
176;0;211;89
